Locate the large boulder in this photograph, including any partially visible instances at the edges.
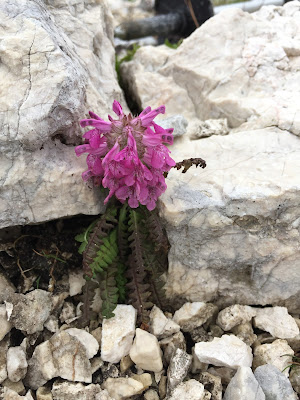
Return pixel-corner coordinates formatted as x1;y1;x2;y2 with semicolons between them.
120;2;300;311
0;0;125;228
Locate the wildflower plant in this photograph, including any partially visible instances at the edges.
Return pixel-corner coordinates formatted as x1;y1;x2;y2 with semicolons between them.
75;101;206;323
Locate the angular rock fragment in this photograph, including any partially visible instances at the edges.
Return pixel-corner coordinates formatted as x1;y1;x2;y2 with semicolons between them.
216;305;256;331
223;367;265;400
9;290;52;334
102;377;144;400
0;304;12;341
254;307;299;339
231;322;257;346
254;364;298;400
101;305;136;363
65;328;99;359
195;335;253;369
159;331;186;365
149;306;180;339
130;328;163;372
173;302;218;332
0;335;9;384
51;381;103;400
7;347;27;383
253;339;294;377
168;379;205;400
167;349;192;392
25;331;94;389
198;372;222;400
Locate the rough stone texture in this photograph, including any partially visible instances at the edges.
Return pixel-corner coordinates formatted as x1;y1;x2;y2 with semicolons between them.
195;335;253;369
102;377;144;400
254;307;299;338
64;328;99;359
0;274;15;303
2;379;25;396
159;331;186;365
223;367;265;400
159;115;188;138
120;2;300;313
289;366;300;395
253;339;294;377
3;388;34;400
0;304;12;340
189;118;229;140
121;2;300;133
172;302;218;332
8;290;52;334
36;386;52;400
149;306;180;339
68;271;86;297
0;0;125;229
0;335;9;384
254;364;298;400
101;305;136;363
129;328;163;372
216;305;256;331
168;380;205;400
24;331;94;389
7;347;27;383
51;381;103;400
231;322;257;346
130;373;152;391
167;349;192;392
198;372;222;400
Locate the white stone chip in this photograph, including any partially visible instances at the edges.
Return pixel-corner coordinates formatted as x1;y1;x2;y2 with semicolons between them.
149;306;180;339
102;377;144;400
101;305;137;364
195;335;253;369
130;329;163;372
254;307;299;339
168;379;205;400
216;305;256;331
0;304;12;341
7;347;28;383
253;339;294;377
173;302;218;332
68;271;86;297
65;328;99;359
223;367;265;400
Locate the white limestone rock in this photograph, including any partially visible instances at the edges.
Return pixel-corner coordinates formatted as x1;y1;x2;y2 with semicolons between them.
223;367;265;400
168;379;205;400
101;305;136;363
149;306;180;339
24;330;94;389
7;347;27;383
51;381;103;400
3;388;34;400
120;2;300;313
231;322;257;346
121;3;300;135
0;0;125;229
173;302;218;332
254;307;299;339
189;118;229;140
65;328;99;359
159;115;188;138
130;328;163;372
68;271;86;297
253;339;294;377
1;379;25;396
0;274;15;303
254;364;298;400
0;304;12;341
8;290;52;334
102;377;144;400
216;305;256;331
195;335;253;369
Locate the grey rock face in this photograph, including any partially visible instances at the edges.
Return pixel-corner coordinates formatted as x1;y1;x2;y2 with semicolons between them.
25;331;94;389
223;367;265;400
167;349;192;392
0;0;124;229
9;290;52;334
51;381;103;400
7;347;28;383
254;364;298;400
0;335;9;384
159;115;188;138
198;372;222;400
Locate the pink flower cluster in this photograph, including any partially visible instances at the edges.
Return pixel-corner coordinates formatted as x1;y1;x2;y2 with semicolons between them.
75;101;175;210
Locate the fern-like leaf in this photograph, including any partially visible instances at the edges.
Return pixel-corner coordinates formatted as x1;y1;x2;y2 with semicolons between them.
126;208;153;323
98;263;119;319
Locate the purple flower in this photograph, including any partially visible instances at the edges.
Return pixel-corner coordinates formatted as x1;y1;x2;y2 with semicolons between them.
75;101;175;210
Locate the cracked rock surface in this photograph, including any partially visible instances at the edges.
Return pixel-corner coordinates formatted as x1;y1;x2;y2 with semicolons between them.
0;0;125;229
